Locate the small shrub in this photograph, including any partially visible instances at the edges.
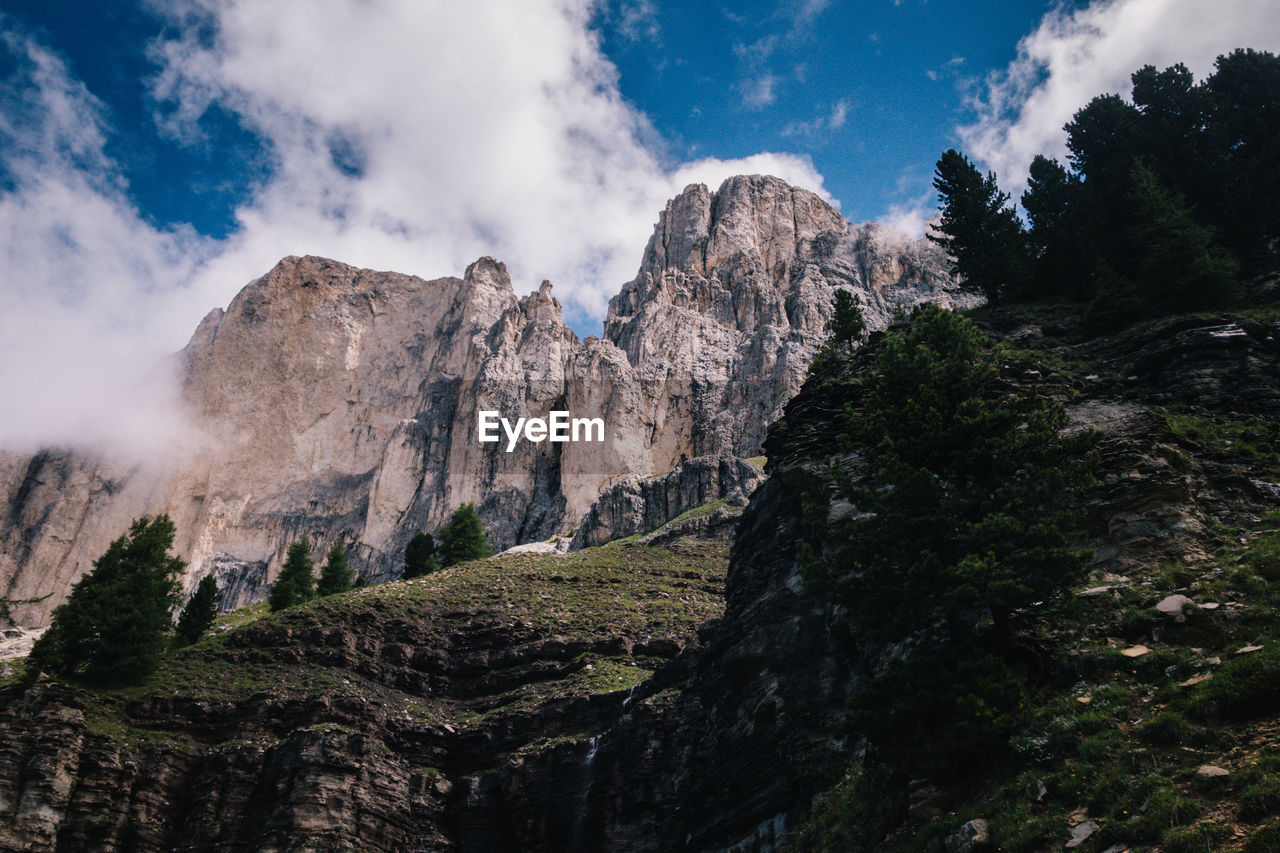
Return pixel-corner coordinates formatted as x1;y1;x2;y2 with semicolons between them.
1230;755;1280;791
1246;534;1280;582
1240;779;1280;821
1075;707;1124;737
1183;616;1230;650
1138;710;1216;748
994;812;1062;853
789;763;906;852
1245;820;1280;853
1163;821;1232;853
1104;788;1202;845
1078;728;1123;762
1043;760;1100;805
1088;766;1146;818
1159;559;1196;589
1186;646;1280;720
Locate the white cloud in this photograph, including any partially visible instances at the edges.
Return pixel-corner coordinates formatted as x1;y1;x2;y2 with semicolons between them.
829;99;849;129
782;99;850;137
0;1;833;451
0;27;212;456
880;198;934;240
729;0;832;111
789;0;830;29
616;0;661;43
739;72;780;109
876;169;935;239
151;0;831;318
959;0;1280;192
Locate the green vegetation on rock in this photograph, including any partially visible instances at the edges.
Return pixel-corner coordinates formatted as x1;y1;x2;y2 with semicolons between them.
175;574;219;646
27;515;185;686
795;301;1280;852
317;540;353;597
269;539;316;612
20;540;729;756
437;504;493;568
804;304;1096;780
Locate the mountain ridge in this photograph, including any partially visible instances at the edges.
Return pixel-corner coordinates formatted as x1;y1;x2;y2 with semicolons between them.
0;174;967;629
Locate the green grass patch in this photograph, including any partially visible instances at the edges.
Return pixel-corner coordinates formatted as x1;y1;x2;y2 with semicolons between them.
29;541;730;752
1245;819;1280;852
1163;409;1280;473
211;601;270;633
1185;646;1280;721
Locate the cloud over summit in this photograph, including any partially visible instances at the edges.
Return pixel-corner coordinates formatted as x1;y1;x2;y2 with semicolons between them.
0;0;829;451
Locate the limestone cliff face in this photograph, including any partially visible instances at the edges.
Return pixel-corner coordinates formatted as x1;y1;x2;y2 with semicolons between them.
0;175;965;627
606;176;962;456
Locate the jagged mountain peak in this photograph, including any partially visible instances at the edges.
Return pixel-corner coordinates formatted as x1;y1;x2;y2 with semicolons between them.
0;175;962;627
617;174;845;303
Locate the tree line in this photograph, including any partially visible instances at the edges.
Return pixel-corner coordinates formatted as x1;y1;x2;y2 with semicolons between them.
268;502;492;610
26;503;494;686
930;48;1279;327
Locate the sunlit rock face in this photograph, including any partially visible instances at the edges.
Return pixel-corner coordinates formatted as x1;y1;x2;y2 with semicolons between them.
0;175;966;626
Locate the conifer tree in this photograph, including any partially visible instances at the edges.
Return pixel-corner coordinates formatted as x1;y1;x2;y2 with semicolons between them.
1084;258;1146;331
928;149;1027;305
1127;161;1239;312
437;505;493;568
317;540;353;597
1021;155;1086;300
809;304;1096;645
175;574;219;646
827;289;867;353
27;515;184;685
804;305;1097;775
269;540;316;612
403;531;438;579
1206;48;1280;263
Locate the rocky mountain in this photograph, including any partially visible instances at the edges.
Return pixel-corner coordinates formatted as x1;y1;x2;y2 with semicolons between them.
0;175;966;629
3;305;1278;851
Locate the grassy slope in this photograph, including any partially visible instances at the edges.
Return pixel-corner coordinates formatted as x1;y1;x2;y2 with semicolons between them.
40;540;729;752
797;306;1280;853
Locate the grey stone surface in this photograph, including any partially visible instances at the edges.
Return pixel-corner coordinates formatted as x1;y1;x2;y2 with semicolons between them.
0;175;965;626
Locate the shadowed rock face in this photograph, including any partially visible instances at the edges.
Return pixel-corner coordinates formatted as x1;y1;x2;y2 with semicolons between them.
0;175;965;627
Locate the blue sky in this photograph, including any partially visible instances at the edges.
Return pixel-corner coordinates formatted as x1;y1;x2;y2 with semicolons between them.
3;1;1062;244
599;0;1063;226
1;0;1062;239
1;0;1277;450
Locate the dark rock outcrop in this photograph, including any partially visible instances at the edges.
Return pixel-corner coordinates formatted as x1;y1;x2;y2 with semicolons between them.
569;455;765;549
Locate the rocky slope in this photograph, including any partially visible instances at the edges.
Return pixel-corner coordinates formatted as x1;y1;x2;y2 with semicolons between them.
4;306;1279;851
0;540;731;852
0;175;966;628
